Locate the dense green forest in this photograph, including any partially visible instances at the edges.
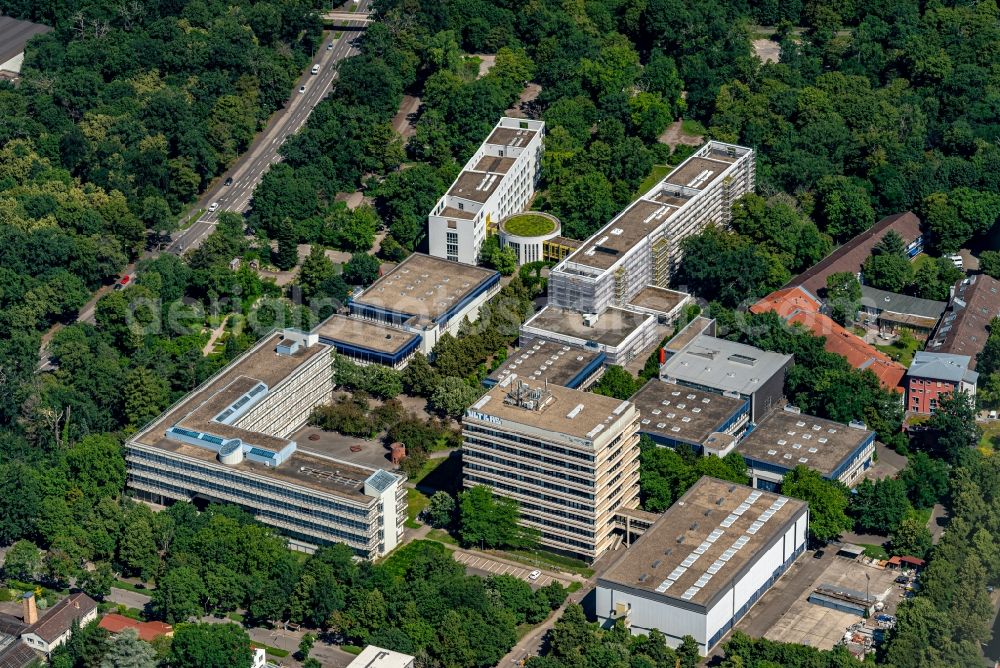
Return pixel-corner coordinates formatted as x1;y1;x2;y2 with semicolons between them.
0;0;322;337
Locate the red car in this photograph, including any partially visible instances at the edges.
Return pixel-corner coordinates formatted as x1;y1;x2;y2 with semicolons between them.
114;275;131;290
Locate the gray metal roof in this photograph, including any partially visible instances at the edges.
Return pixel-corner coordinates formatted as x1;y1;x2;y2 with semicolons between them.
907;351;978;385
660;334;792;397
0;15;52;69
860;286;946;319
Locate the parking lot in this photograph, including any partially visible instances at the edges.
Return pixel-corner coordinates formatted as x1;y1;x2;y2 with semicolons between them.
763;554;902;650
452;551;571;588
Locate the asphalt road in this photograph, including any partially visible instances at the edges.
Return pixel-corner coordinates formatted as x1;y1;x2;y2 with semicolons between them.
164;2;370;255
36;6;370;367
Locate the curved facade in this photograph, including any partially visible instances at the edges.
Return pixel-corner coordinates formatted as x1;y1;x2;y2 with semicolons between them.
499;212;561;265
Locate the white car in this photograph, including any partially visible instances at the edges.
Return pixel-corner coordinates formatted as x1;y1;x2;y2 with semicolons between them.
208;202;219;213
528;570;541;581
327;41;334;50
311;64;320;75
948;254;964;269
298;85;306;94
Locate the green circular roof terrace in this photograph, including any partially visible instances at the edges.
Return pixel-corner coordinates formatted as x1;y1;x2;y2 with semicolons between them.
501;212;558;237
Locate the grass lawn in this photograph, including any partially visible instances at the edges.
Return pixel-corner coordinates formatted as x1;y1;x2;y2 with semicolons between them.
681;119;707;136
113;579;154;594
492;547;595;578
980;420;1000;451
227;612;245;623
502;213;556;237
409;455;448;485
910;506;933;527
257;644;289;658
566;581;582;593
861;543;889;560
341;645;364;655
406;488;430;529
874;331;921;366
635;164;670;199
426;528;459;545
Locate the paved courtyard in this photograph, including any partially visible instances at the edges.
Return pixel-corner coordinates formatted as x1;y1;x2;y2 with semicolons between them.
762;555;901;650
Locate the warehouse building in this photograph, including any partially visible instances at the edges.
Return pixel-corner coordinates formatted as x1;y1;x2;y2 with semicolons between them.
462;378;641;560
126;330;405;559
428;117;545;264
659;322;793;422
630;380;750;454
597;478;808;654
548;142;754;314
349;253;500;353
520;305;659;366
736;405;876;490
484;340;606;391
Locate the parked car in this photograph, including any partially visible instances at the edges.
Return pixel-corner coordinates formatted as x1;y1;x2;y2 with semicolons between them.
298;85;306;94
895;575;909;584
813;550;825;559
114;275;131;290
224;177;233;186
948;254;964;269
311;64;321;75
327;41;334;50
528;570;541;581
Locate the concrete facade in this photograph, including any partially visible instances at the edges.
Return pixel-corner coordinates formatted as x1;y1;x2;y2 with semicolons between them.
462;379;641;560
126;330;405;559
548;142;754;315
428;118;545;264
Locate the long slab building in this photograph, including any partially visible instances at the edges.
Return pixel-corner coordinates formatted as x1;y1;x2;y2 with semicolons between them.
126;329;405;559
428;117;545;264
597;478;808;654
462;378;641;560
548;141;755;314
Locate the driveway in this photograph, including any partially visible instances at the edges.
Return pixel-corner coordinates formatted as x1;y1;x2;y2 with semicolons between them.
108;587;152;611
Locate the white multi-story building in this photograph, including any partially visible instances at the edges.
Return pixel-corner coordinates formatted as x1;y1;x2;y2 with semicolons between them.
126;330;405;559
428;117;545;264
462;378;641;560
597;478;807;654
548;142;754;314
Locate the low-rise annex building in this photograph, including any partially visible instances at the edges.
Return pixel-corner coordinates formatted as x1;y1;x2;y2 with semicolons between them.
735;405;876;490
348;253;500;354
484;340;606;391
630;379;751;454
462;378;641;560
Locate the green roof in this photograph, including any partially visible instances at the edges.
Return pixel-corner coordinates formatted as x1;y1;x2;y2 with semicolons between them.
503;213;557;237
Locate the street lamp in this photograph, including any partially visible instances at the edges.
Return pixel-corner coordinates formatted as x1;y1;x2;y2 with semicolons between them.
865;572;871;618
